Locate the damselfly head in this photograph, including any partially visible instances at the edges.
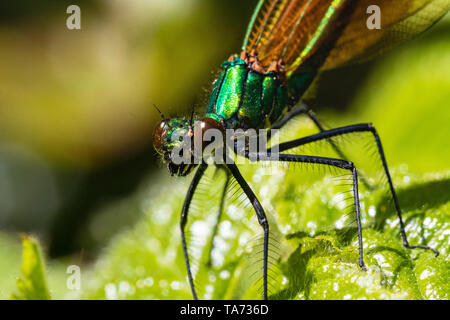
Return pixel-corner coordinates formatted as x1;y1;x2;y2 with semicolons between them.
153;117;224;176
153;118;196;176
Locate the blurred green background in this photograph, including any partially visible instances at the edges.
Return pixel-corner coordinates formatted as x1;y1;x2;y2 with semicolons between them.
0;0;448;299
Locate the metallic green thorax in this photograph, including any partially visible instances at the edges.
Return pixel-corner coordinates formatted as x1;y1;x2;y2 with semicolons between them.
206;55;314;129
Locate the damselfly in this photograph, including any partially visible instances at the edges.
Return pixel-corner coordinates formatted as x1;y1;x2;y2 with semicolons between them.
153;0;449;300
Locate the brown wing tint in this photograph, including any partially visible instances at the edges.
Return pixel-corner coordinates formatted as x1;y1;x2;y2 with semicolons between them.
243;0;449;75
243;0;351;75
321;0;450;71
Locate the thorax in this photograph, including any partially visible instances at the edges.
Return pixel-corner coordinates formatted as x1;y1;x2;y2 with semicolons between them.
206;52;290;130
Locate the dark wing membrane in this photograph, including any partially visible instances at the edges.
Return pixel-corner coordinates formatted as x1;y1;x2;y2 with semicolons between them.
321;0;450;70
243;0;449;76
243;0;351;75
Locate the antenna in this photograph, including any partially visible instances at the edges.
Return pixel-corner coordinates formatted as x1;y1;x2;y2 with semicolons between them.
189;103;195;129
153;104;165;121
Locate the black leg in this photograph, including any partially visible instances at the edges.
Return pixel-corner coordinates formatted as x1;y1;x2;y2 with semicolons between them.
270;104;308;130
271;104;335;135
180;163;208;300
250;151;366;269
206;171;230;267
269;123;439;257
271;105;353;172
226;161;270;300
306;109;352;163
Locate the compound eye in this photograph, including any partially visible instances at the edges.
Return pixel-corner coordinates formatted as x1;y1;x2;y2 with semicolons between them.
153;121;167;153
193;118;223;149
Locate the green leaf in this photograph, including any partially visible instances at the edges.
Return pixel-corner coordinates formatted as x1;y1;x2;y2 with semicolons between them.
11;236;51;300
78;165;449;300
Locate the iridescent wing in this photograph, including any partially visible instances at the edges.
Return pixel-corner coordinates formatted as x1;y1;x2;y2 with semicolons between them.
322;0;450;70
243;0;450;76
243;0;352;76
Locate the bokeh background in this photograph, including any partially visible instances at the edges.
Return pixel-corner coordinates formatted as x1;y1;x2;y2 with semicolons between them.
0;0;448;299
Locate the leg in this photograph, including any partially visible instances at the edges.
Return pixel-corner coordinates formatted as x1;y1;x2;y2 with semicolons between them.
250;151;366;269
270;104;308;130
206;171;231;267
226;160;270;300
307;109;351;162
271;104;353;171
180;163;208;300
269;124;439;256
